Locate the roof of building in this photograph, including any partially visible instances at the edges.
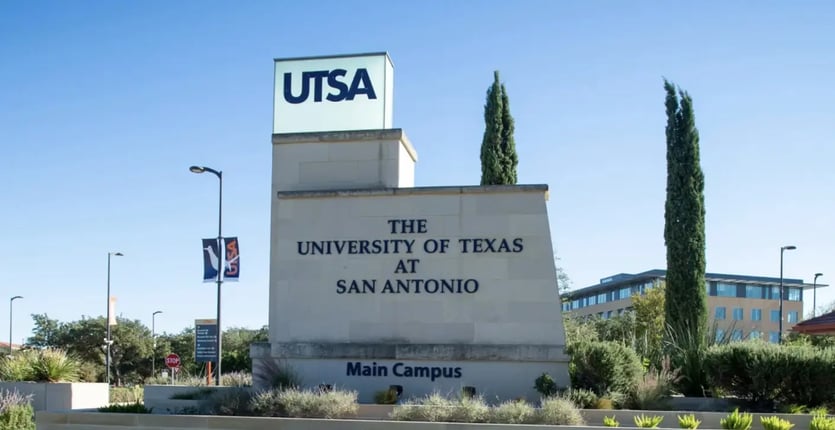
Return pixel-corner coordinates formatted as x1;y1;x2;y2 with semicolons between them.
792;311;835;335
567;269;827;297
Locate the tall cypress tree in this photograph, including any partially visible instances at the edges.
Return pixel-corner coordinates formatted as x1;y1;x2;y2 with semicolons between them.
480;71;504;185
481;71;518;185
499;82;518;184
663;80;707;347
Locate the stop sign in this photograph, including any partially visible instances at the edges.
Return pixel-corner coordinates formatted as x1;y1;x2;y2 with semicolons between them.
165;353;181;369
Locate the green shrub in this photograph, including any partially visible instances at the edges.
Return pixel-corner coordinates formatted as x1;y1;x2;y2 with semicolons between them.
97;401;151;414
373;388;398;405
220;372;253;387
110;385;144;404
489;400;537;424
250;387;357;419
389;392;450;422
779;404;808;414
0;349;80;382
0;404;34;430
389;392;489;423
253;359;301;390
568;341;642;395
630;357;678;410
604;415;620;427
720;408;753;430
199;387;253;416
809;407;830;416
596;397;615;410
761;416;795;430
810;411;835;430
0;390;35;430
561;387;598;409
0;389;34;430
678;413;702;429
534;373;558;397
634;414;664;428
705;343;835;408
539;397;584;425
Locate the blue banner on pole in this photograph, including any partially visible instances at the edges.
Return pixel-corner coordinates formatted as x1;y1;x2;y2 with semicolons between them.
224;237;240;282
202;238;219;283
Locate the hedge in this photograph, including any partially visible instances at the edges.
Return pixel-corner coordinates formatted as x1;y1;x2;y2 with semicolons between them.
704;342;835;407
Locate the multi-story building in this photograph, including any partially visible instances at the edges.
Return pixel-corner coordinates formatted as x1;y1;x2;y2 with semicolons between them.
563;269;826;343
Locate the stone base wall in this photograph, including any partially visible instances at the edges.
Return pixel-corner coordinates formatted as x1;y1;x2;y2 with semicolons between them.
0;382;108;411
251;342;569;403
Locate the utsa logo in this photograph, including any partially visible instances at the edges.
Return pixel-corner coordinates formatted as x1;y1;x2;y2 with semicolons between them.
283;68;377;104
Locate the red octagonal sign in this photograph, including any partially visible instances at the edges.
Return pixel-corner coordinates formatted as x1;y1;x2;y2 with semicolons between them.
165;353;181;369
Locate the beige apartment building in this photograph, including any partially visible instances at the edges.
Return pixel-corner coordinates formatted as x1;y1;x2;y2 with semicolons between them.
563;270;827;343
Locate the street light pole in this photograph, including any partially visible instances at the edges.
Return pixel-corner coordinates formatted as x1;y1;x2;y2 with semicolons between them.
106;251;123;384
190;165;223;386
152;310;163;378
9;296;22;354
813;273;823;318
779;245;796;343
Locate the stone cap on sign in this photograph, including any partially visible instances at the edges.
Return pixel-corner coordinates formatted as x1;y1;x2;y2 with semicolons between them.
251;342;568;363
273;128;418;162
276;184;550;200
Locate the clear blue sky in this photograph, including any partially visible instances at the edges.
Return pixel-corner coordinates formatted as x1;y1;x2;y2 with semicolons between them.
2;1;834;345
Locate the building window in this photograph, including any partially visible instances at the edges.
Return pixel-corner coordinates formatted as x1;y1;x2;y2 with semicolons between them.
788;288;802;302
715;307;726;320
619;287;631;300
598;293;607;304
770;309;780;322
746;285;764;299
606;310;613;319
572;299;580;309
771;287;780;300
715;329;726;342
751;308;762;321
716;283;737;297
788;311;799;323
733;307;744;321
617;308;624;316
588;296;597;306
749;330;761;340
769;331;780;343
732;329;743;341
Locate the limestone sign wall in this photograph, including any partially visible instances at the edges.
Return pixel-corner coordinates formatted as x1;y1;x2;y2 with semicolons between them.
270;186;565;347
257;52;569;402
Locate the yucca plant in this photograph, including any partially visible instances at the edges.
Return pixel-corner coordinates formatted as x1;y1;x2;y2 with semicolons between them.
810;411;835;430
678;413;702;429
761;416;794;430
720;408;753;430
32;349;80;382
603;415;620;427
635;414;664;428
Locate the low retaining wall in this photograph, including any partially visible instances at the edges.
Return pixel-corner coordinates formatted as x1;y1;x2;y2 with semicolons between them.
36;409;827;430
35;412;589;430
0;382;108;411
581;409;816;430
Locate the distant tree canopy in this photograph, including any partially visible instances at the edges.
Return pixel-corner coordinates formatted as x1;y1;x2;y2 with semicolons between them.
26;313;267;384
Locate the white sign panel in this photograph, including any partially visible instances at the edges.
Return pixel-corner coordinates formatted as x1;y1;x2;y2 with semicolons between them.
273;52;394;134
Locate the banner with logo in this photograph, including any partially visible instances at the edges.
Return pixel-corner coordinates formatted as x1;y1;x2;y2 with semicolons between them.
224;237;240;282
202;238;219;283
